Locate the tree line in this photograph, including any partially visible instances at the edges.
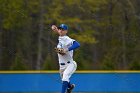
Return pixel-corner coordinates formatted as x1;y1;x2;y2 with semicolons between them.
0;0;140;70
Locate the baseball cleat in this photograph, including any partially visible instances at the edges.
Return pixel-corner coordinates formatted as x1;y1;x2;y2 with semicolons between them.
66;84;75;93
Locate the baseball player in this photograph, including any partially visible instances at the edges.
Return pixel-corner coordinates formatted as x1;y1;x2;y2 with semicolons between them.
51;24;80;93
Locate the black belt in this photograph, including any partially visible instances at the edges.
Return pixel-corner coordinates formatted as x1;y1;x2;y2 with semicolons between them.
60;61;70;65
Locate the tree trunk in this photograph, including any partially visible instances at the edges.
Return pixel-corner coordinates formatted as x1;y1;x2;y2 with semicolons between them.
0;17;2;66
36;0;44;70
122;9;128;69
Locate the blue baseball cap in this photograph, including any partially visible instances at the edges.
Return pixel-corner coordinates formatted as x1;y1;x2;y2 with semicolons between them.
58;24;68;30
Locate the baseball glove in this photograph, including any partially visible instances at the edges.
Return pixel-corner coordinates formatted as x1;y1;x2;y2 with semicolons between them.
54;47;66;55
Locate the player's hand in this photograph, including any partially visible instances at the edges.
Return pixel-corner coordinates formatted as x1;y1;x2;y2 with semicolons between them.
51;25;58;32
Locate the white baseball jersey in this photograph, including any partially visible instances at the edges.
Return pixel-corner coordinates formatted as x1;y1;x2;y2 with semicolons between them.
57;35;75;64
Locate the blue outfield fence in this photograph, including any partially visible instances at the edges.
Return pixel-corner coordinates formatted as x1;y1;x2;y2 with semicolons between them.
0;71;140;92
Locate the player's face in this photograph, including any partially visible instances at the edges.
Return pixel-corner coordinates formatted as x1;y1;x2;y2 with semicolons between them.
58;29;68;36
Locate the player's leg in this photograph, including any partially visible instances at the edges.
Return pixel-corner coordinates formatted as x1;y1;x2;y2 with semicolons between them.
60;71;69;93
68;82;71;88
66;62;77;93
59;66;68;93
59;69;65;79
62;61;77;81
62;61;77;93
61;74;69;93
61;81;69;93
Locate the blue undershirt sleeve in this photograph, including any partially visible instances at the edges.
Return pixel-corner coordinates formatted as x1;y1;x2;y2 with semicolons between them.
68;41;80;51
